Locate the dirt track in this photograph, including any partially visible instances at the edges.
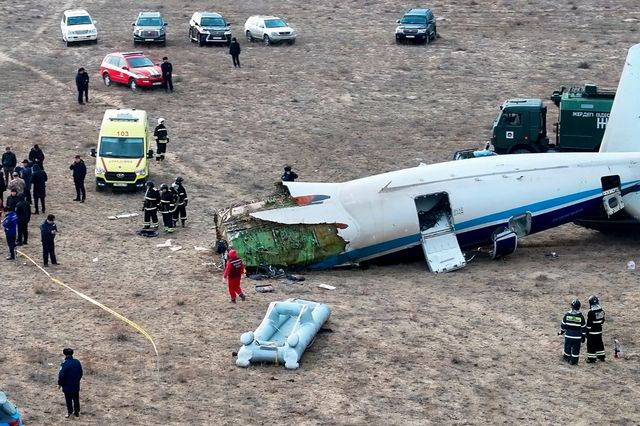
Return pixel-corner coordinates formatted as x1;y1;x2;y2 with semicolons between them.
1;0;640;424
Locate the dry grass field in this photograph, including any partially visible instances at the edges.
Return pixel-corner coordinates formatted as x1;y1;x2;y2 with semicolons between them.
1;0;640;424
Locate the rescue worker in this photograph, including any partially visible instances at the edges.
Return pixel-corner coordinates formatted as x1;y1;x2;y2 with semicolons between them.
153;118;169;161
586;295;606;362
142;181;160;229
161;57;173;92
223;249;246;304
560;298;586;365
281;166;298;182
158;183;176;233
172;176;188;227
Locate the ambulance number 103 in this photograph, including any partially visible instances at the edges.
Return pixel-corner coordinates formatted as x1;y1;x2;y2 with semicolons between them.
117;130;129;137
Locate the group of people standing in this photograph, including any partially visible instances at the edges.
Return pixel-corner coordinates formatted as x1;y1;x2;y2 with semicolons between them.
142;177;188;233
560;295;607;365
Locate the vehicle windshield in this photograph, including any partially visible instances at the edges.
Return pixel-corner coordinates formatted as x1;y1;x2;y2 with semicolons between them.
67;15;93;25
137;17;163;26
400;16;427;25
201;17;225;27
99;137;144;158
265;19;287;28
0;400;18;417
127;57;154;68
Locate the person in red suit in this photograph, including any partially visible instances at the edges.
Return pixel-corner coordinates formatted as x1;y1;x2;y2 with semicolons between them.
223;249;247;304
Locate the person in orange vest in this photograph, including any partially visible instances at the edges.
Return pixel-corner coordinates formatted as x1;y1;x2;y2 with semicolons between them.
223;250;247;304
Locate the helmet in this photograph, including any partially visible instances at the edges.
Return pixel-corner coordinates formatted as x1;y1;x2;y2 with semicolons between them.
146;181;154;188
175;176;183;184
571;298;581;310
158;118;165;125
588;295;599;306
160;183;169;190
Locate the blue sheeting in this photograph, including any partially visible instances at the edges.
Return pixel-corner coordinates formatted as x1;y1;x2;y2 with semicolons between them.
236;299;331;369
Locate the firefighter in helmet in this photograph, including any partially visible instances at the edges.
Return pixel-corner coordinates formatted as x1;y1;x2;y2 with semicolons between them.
142;181;160;229
585;295;606;362
172;176;188;227
158;183;176;233
560;298;586;365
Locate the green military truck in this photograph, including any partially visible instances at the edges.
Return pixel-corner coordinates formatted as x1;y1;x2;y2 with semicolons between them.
490;84;615;154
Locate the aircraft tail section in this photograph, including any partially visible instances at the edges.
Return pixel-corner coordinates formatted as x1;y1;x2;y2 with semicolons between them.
600;43;640;152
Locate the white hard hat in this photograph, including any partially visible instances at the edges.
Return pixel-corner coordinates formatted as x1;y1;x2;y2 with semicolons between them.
158;118;165;124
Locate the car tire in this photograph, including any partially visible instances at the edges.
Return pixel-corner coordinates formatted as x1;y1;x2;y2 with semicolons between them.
94;39;98;44
199;34;206;46
432;25;437;40
246;31;253;42
425;33;430;45
263;35;271;46
103;73;111;87
129;78;137;91
96;182;104;192
133;40;138;47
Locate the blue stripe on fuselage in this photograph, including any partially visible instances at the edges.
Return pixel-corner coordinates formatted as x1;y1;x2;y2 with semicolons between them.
310;182;640;268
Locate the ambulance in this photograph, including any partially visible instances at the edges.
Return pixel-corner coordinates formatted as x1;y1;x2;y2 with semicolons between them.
91;109;153;191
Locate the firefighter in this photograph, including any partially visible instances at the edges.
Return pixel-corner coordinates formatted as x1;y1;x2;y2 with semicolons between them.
142;181;160;229
153;118;169;161
560;298;586;365
223;249;246;304
158;183;176;233
172;176;188;227
586;295;606;362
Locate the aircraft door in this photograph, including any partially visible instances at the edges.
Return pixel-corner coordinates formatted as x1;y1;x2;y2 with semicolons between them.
601;175;624;216
414;193;466;273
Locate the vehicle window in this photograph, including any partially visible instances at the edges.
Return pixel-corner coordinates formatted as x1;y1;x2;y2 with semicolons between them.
201;17;225;27
501;113;522;126
400;16;427;25
117;58;126;68
67;15;92;25
100;137;144;158
137;17;163;26
128;57;154;68
106;56;116;66
264;19;287;28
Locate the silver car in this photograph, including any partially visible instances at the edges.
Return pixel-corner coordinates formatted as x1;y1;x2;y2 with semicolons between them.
244;15;296;45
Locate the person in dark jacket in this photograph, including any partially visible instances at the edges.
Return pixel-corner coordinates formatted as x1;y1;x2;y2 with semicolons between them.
58;348;83;418
2;210;17;260
158;183;176;233
15;193;30;245
29;144;45;168
31;163;47;214
281;166;298;182
75;67;89;104
585;295;606;363
161;57;173;92
2;146;17;188
142;181;160;229
40;214;57;266
560;298;587;365
229;37;241;68
0;169;6;205
153;118;169;161
69;155;87;202
223;249;246;303
172;176;188;227
16;159;32;205
4;187;20;212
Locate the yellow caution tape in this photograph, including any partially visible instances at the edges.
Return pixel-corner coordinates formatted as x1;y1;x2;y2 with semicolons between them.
17;249;160;374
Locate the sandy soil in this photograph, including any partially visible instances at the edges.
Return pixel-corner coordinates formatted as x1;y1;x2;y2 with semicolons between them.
1;0;640;424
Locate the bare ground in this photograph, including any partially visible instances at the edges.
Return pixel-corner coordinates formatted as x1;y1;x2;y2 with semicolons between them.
1;0;640;424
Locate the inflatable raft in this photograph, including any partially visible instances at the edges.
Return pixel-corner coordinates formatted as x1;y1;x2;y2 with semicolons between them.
236;298;331;369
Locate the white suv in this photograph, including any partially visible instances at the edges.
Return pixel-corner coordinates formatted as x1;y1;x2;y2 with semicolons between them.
244;15;296;45
60;9;98;46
